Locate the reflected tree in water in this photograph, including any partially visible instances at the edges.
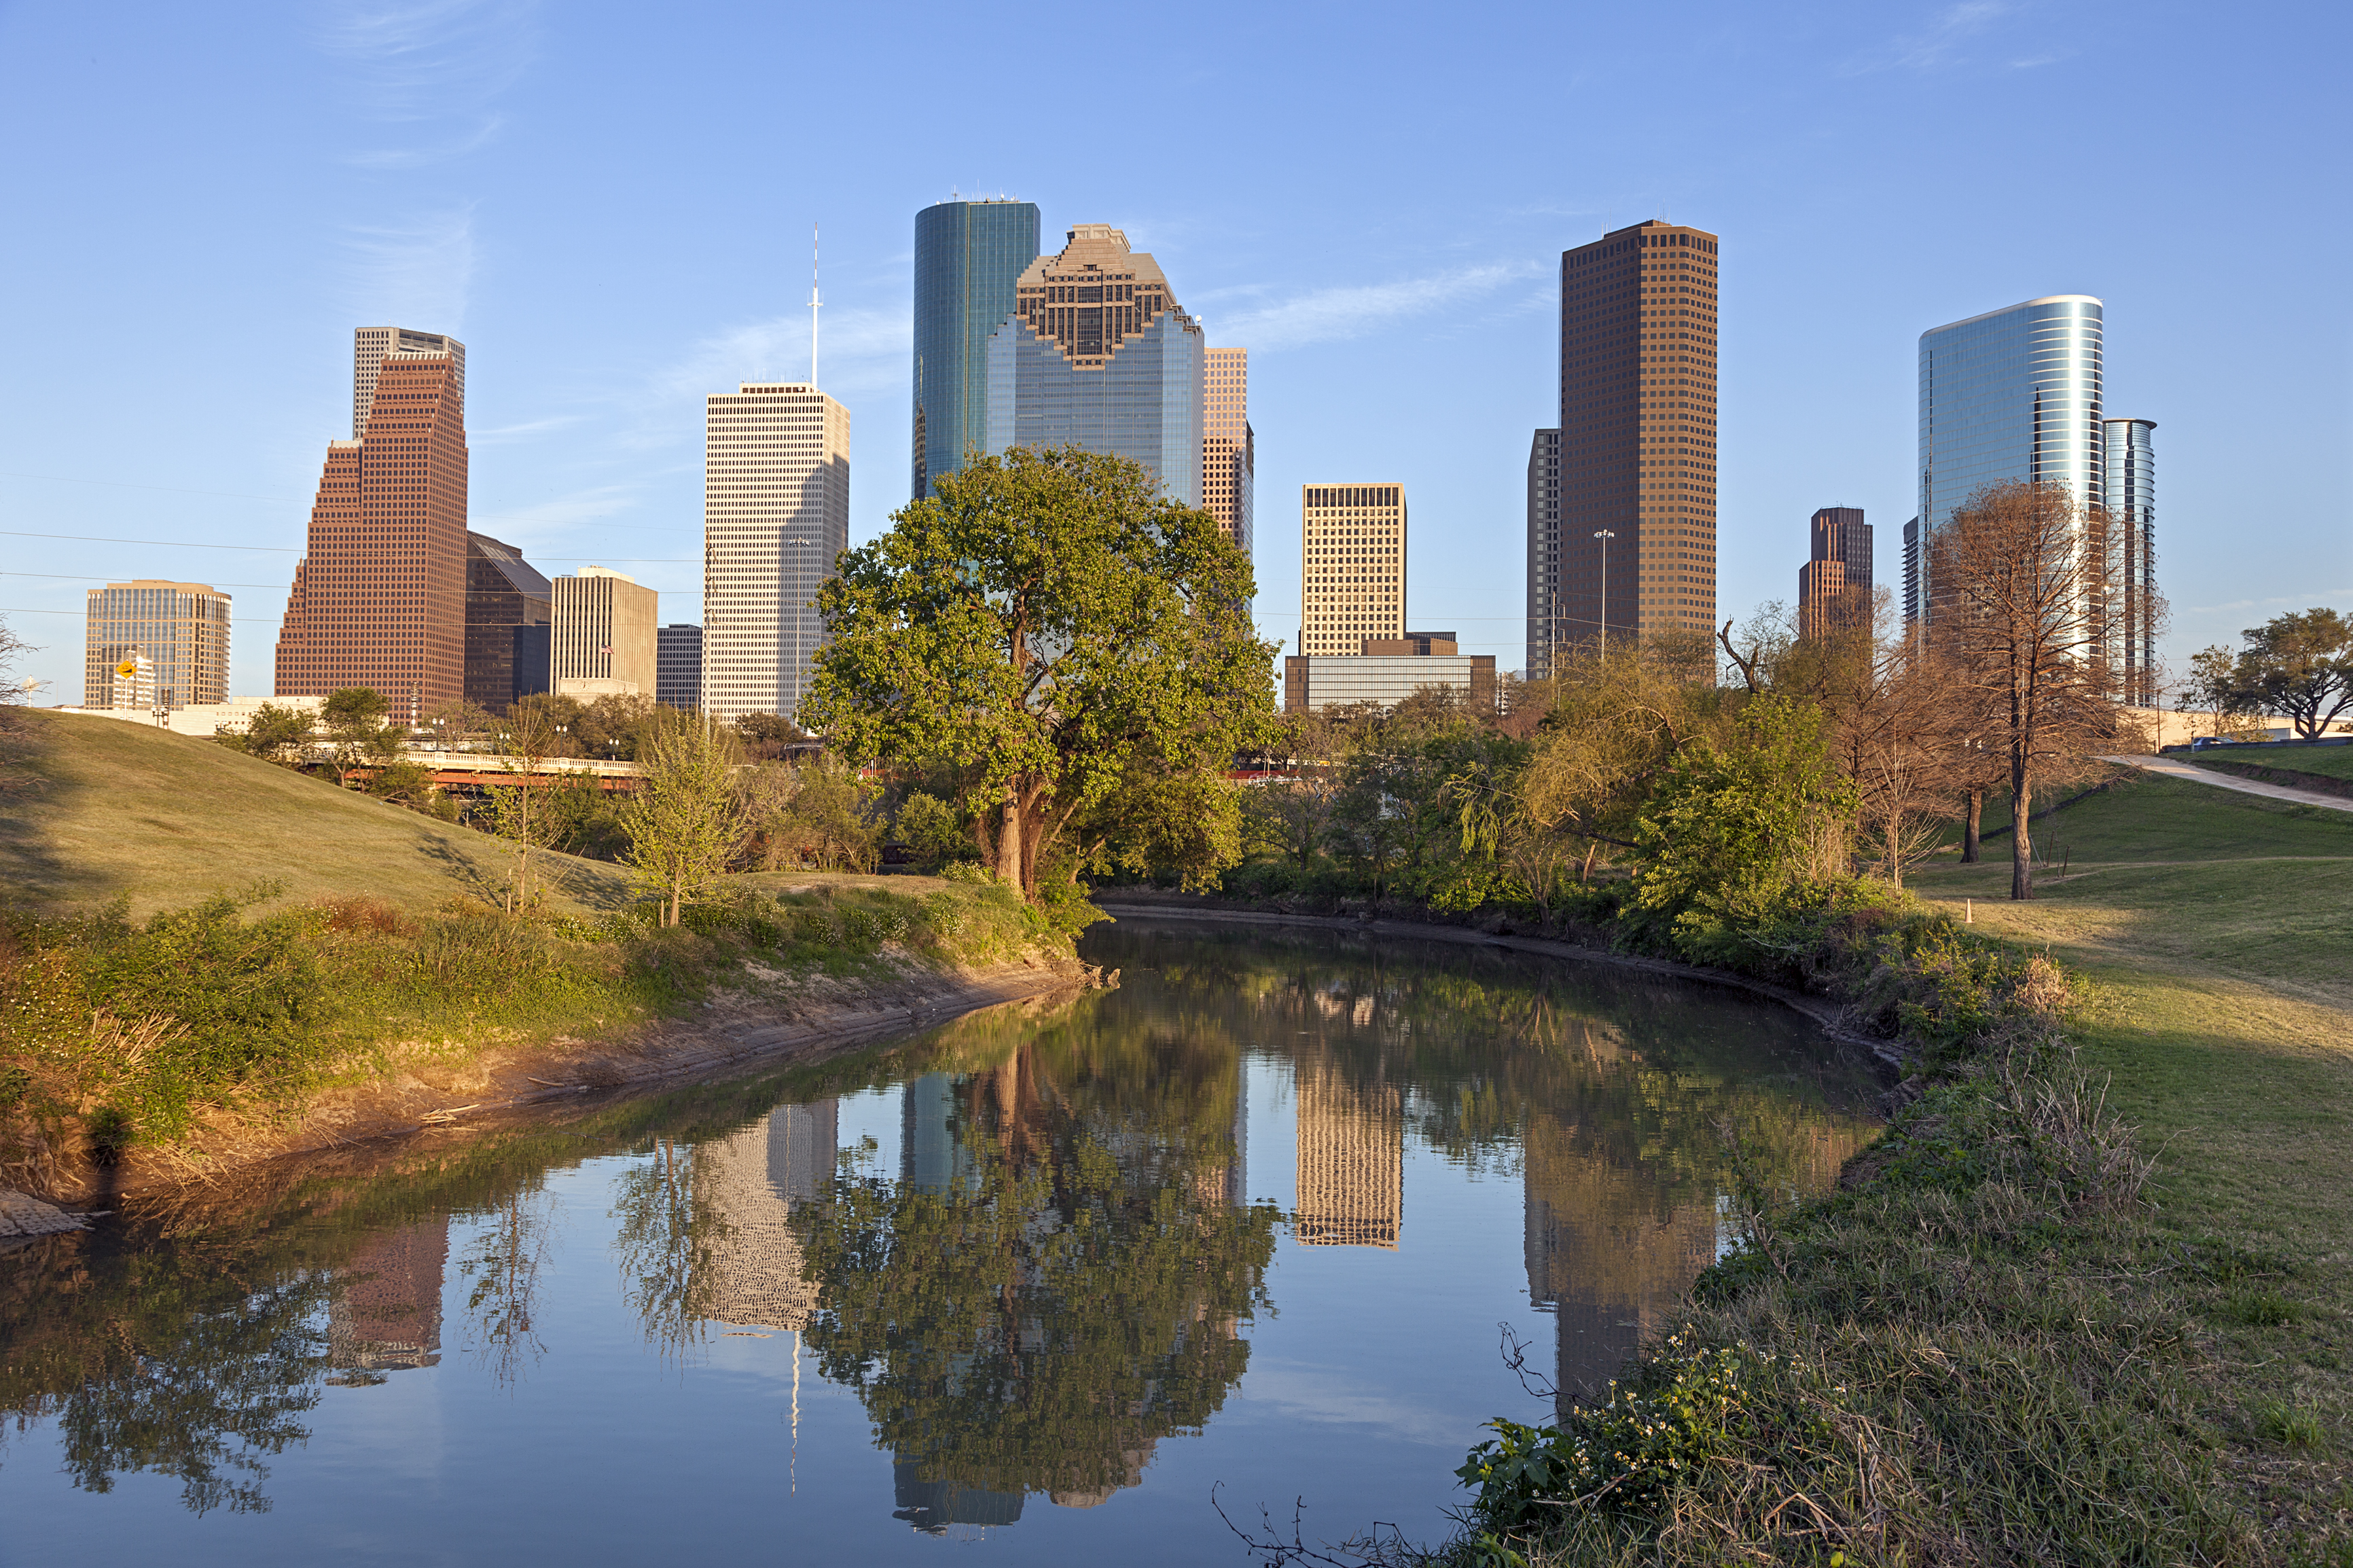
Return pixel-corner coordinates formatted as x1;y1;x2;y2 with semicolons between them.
458;1184;558;1389
609;1135;734;1357
794;1003;1278;1508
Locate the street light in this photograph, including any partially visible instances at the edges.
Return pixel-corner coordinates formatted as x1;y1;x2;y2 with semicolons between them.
1594;530;1617;659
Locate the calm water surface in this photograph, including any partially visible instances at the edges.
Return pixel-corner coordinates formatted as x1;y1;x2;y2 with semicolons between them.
0;923;1881;1565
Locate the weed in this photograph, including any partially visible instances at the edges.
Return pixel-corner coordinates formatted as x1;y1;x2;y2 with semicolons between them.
2254;1400;2329;1452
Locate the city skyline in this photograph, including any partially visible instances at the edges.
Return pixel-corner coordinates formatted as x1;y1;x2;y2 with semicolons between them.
5;4;2341;705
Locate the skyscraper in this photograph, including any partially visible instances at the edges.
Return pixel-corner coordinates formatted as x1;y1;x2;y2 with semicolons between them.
987;224;1205;507
912;198;1041;500
1202;347;1254;556
84;580;230;710
1532;220;1720;673
276;328;469;722
550;566;658;699
1914;295;2104;625
1293;1060;1402;1250
656;623;703;712
2104;418;2158;705
463;532;551;714
1299;484;1407;656
702;381;850;725
1797;507;1872;641
1524;430;1562;678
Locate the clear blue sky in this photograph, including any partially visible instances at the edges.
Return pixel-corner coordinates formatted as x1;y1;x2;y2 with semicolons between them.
3;0;2346;706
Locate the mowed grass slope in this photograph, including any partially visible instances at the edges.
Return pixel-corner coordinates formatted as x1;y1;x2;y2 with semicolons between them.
0;710;630;917
1914;771;2353;1503
2188;744;2353;785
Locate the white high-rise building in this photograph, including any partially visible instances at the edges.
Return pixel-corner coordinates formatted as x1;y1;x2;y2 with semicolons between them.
702;381;850;725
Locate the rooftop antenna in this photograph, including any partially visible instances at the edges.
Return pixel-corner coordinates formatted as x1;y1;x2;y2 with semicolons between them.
809;223;822;388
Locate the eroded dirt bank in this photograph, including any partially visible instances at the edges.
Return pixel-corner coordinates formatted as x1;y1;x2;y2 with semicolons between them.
28;951;1096;1207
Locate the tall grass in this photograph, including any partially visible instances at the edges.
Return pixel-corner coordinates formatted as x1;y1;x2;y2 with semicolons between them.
0;877;1073;1192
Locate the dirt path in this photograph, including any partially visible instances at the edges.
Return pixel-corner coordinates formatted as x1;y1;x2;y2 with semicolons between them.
2105;753;2353;812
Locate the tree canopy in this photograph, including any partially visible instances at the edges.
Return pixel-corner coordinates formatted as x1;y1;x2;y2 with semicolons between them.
804;446;1278;898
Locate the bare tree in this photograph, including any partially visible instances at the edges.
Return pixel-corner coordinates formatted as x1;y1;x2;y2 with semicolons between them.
1926;481;2151;900
486;702;563;913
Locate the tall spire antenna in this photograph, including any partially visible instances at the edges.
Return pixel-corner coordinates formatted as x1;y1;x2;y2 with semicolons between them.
808;223;821;387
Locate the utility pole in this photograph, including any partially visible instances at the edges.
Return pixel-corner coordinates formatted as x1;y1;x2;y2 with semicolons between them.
1594;530;1616;659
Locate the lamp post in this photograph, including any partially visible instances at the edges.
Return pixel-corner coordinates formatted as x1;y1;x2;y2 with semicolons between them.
1594;530;1616;659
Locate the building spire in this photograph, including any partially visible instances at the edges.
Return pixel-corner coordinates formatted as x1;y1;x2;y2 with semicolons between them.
809;224;821;388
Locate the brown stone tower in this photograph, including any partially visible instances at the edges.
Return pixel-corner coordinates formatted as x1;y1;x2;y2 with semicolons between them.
1202;347;1253;555
1797;506;1872;641
275;329;469;721
1539;220;1719;664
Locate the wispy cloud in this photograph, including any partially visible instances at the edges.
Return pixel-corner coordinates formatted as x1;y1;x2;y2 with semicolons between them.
2187;590;2353;617
1196;262;1543;351
633;306;910;446
341;205;477;333
471;413;588;445
1837;0;2014;76
321;0;535;166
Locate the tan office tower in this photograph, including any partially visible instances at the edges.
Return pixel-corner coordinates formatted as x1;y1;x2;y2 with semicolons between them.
1293;1060;1402;1249
1203;347;1254;555
353;327;465;440
276;330;469;721
84;580;230;709
702;381;850;725
550;566;658;699
1299;484;1406;656
1537;220;1719;665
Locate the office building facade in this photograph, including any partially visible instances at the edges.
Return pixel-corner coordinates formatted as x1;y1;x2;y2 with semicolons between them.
550;566;658;699
1203;346;1254;555
1282;642;1497;714
702;381;850;725
656;623;704;712
1797;507;1872;641
986;224;1205;507
1299;484;1407;656
1914;295;2104;625
912;199;1041;500
1534;219;1720;674
463;532;552;713
84;579;230;710
2104;418;2158;705
276;329;469;721
1524;430;1562;678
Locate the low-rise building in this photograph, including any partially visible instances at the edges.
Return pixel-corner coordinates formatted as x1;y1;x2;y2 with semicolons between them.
1282;633;1496;714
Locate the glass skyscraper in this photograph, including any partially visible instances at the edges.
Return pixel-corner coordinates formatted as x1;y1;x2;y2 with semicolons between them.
984;223;1205;509
2103;417;2158;704
1915;295;2104;623
911;199;1041;500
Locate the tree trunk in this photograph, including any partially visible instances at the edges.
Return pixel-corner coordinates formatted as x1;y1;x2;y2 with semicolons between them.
1962;790;1981;864
1000;786;1024;893
2010;772;2034;901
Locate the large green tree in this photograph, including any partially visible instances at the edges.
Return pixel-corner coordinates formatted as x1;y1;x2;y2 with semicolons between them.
2231;608;2353;742
804;446;1277;897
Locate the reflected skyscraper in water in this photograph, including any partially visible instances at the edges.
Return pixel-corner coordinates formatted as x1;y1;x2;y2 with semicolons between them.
327;1216;449;1382
700;1099;839;1332
1294;1059;1402;1249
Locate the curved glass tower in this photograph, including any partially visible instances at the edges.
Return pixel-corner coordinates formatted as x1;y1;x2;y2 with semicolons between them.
1916;295;2104;621
912;200;1041;500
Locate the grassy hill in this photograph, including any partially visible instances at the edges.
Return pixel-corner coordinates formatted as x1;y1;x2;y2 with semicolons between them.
0;710;631;917
2186;744;2353;786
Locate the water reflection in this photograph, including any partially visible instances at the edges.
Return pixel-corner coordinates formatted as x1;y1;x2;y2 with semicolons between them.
0;924;1879;1553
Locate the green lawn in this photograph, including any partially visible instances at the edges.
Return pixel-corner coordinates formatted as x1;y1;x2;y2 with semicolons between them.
1911;769;2353;1513
0;710;631;917
2186;744;2353;785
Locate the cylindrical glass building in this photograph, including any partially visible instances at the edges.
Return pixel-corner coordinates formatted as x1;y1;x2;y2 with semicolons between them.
912;200;1041;501
1916;295;2104;621
2103;416;2158;705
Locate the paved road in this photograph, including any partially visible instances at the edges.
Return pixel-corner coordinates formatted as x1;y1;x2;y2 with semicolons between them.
2105;754;2353;814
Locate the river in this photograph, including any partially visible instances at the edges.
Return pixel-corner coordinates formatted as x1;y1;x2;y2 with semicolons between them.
0;920;1881;1564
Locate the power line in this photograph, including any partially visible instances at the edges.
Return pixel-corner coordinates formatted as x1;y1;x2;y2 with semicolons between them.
4;570;289;589
0;530;694;563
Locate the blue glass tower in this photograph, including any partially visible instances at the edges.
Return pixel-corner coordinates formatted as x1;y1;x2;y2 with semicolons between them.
912;200;1041;500
1916;295;2104;623
982;223;1205;509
